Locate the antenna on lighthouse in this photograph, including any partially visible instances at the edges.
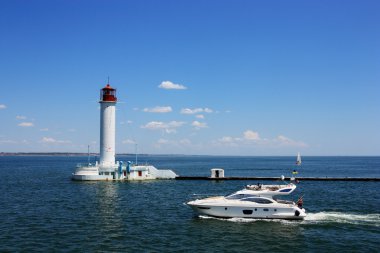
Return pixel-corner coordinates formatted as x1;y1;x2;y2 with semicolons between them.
107;76;110;84
135;142;138;165
87;144;90;165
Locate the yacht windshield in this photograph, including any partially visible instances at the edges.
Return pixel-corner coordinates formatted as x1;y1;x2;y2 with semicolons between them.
225;194;257;200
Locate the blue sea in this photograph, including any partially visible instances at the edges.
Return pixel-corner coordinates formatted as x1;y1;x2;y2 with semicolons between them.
0;155;379;252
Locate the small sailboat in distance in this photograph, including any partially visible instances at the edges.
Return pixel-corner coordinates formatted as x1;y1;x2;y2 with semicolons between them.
296;152;302;166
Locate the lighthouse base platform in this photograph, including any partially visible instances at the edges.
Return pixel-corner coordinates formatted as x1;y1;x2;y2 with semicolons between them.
72;162;177;181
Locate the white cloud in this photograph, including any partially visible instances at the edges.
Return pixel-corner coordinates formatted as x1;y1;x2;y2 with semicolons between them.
181;108;202;114
214;130;307;149
167;121;186;128
41;137;55;143
192;121;208;129
158;81;187;90
244;130;260;141
0;139;17;144
121;120;133;125
214;136;240;147
141;121;165;130
195;114;205;119
277;135;291;142
141;121;185;134
18;122;34;127
155;138;192;148
122;139;136;144
181;108;213;115
143;106;172;113
0;104;6;109
219;136;235;143
16;115;27;120
157;138;169;144
275;135;308;147
40;137;71;144
179;139;191;145
40;128;49;131
0;139;30;145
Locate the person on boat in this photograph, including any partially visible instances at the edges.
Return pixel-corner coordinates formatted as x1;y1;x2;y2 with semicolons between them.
297;196;303;208
292;169;298;175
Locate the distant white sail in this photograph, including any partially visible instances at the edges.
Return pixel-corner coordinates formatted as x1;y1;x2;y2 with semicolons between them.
296;152;302;165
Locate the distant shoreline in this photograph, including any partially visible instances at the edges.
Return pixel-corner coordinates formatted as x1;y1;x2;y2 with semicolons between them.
0;152;204;157
0;152;98;157
0;152;378;157
0;152;189;157
0;152;130;157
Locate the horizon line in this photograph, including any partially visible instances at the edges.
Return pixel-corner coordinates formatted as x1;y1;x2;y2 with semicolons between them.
0;152;379;157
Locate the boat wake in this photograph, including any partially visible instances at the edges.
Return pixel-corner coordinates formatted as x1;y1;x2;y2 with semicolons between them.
304;212;380;226
198;212;380;226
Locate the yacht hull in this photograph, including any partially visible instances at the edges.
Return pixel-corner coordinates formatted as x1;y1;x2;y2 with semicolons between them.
187;201;306;220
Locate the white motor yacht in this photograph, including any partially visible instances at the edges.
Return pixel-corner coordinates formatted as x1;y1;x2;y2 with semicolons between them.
187;183;306;220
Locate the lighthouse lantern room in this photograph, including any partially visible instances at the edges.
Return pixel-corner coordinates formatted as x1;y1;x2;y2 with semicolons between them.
100;84;117;102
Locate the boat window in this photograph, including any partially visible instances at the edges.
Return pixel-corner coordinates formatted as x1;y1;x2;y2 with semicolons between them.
243;210;253;215
225;194;257;200
241;197;273;204
279;188;292;193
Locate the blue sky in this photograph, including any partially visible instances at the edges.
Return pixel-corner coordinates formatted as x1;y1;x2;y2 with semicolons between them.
0;0;379;155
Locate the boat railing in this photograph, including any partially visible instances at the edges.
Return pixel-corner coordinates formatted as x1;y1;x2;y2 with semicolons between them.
246;184;291;191
76;163;98;169
188;194;220;201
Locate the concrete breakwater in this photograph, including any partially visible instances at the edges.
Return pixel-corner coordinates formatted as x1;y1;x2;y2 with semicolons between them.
175;176;380;181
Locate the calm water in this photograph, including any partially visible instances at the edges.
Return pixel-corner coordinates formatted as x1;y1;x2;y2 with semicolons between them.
0;156;379;252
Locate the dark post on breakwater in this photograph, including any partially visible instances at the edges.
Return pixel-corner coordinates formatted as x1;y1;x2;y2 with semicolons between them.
175;176;380;181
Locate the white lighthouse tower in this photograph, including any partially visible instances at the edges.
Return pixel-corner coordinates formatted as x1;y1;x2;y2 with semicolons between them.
99;83;117;169
71;82;177;181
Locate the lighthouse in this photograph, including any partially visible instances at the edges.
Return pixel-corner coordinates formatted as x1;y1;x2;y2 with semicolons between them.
71;82;177;181
99;83;117;168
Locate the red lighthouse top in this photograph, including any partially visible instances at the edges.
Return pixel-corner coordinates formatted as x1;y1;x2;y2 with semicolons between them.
100;84;117;102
